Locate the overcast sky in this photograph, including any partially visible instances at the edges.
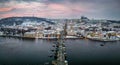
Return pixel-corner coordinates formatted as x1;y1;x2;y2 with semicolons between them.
0;0;120;20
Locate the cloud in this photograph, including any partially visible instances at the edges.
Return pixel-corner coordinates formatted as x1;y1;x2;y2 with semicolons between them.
0;7;14;12
0;0;120;20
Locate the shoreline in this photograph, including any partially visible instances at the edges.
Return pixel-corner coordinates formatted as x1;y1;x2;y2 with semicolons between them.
0;35;84;39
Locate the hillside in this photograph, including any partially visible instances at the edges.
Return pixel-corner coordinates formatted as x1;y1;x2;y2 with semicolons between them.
0;17;55;26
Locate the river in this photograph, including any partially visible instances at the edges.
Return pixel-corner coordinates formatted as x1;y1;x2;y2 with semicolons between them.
0;37;120;65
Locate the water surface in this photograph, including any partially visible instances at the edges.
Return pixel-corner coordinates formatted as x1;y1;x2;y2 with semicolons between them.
0;37;120;65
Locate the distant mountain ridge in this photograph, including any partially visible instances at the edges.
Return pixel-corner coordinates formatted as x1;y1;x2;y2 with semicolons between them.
0;17;119;26
0;17;55;26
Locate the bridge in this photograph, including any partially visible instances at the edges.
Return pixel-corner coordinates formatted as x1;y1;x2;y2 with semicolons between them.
52;22;68;65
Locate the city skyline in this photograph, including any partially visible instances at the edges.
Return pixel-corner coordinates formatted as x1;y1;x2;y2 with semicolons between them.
0;0;120;20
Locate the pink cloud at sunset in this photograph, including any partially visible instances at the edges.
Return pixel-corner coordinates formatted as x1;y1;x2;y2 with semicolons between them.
0;0;120;20
0;2;86;18
0;7;13;12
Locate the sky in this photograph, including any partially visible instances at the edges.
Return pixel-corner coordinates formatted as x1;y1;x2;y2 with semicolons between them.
0;0;120;20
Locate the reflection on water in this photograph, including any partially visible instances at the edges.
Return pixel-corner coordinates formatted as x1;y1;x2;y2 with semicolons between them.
65;39;120;65
0;37;53;65
0;37;120;65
